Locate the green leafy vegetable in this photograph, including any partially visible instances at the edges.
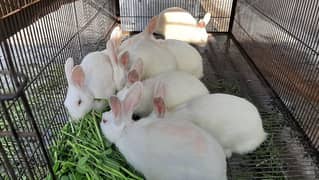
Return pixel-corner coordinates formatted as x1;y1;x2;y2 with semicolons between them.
46;110;143;180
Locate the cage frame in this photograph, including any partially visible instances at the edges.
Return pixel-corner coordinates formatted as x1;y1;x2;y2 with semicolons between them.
0;0;318;179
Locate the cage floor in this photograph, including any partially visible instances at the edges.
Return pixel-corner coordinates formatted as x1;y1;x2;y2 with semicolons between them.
195;34;319;180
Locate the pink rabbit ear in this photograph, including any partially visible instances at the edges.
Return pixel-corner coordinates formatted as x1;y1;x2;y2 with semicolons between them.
197;21;206;28
109;96;121;120
110;26;122;48
107;40;119;64
127;69;140;85
106;40;112;49
203;13;211;25
153;81;166;118
65;57;74;84
153;97;166;118
145;16;158;34
153;80;165;99
130;58;144;78
71;65;85;88
119;51;129;69
123;82;143;115
198;13;211;27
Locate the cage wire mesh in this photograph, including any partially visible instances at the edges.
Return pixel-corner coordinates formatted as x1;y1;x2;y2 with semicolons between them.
232;0;319;152
0;0;40;18
199;35;319;179
0;0;117;179
119;0;233;32
0;0;319;179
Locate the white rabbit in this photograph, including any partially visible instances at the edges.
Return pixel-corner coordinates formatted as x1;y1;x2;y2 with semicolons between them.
155;7;211;46
153;83;267;158
64;40;128;120
157;39;203;78
105;40;130;90
110;25;139;53
111;20;203;79
100;82;227;180
109;26;123;53
111;17;177;79
116;63;209;117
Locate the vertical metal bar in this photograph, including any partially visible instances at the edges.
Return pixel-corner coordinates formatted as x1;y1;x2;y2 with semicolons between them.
43;1;71;136
2;37;55;180
1;101;34;179
73;0;83;59
228;0;237;33
0;143;17;180
7;39;30;130
41;0;76;132
115;0;120;16
233;0;319;152
2;35;38;178
295;0;318;132
20;93;56;180
22;2;58;135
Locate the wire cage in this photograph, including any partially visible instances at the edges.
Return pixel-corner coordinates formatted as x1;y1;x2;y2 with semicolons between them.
0;0;318;179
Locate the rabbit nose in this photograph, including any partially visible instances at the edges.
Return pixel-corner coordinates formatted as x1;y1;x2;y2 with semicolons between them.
103;119;108;123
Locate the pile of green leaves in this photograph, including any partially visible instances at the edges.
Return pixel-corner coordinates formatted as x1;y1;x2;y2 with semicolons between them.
47;110;143;180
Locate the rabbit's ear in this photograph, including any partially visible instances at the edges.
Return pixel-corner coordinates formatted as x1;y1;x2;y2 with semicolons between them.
130;58;144;78
65;57;74;84
123;82;143;115
106;40;113;50
203;13;211;25
71;65;85;88
197;21;206;28
198;13;211;27
109;96;122;121
145;16;158;34
154;80;165;99
153;97;166;118
107;40;119;65
110;26;122;48
119;51;129;69
153;81;166;118
127;69;140;85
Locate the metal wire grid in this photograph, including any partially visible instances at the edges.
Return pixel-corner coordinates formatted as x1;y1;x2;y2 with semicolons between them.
78;0;118;55
119;0;233;32
0;0;116;179
232;0;319;152
229;105;319;179
200;35;319;179
0;0;40;18
0;0;318;179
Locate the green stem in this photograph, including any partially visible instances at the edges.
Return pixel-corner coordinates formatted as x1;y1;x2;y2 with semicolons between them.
90;160;126;179
93;112;105;148
120;167;143;180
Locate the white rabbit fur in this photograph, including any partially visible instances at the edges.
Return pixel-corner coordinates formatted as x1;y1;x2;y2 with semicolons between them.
116;65;209;117
157;39;203;78
64;40;128;121
153;84;267;158
110;26;140;54
110;18;203;79
111;17;177;79
154;7;211;46
100;82;227;180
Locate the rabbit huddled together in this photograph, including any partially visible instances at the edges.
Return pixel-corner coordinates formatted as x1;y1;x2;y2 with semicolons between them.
64;7;267;180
